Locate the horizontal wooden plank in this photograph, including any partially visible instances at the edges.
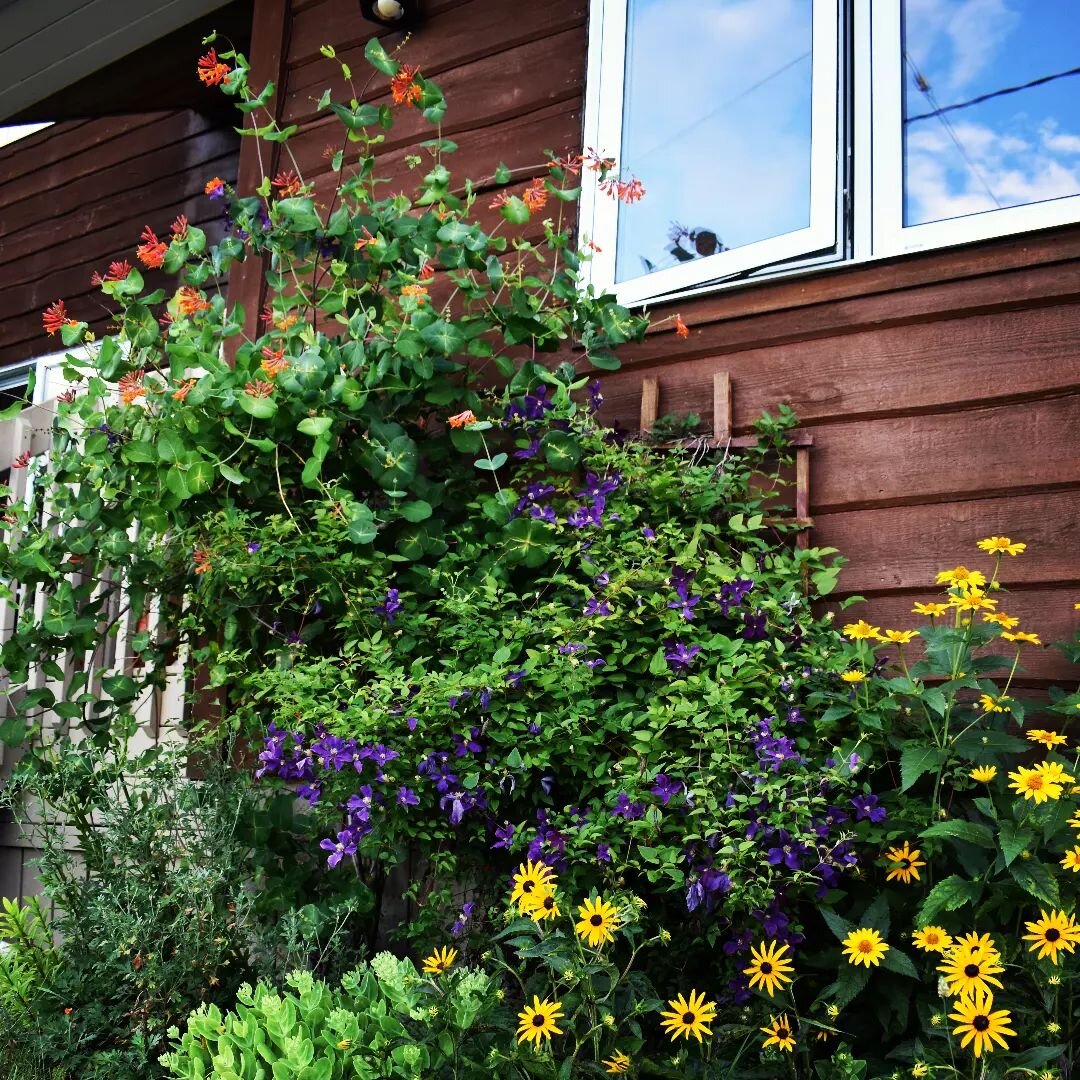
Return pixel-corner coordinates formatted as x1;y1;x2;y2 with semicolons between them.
284;0;586;125
804;394;1080;514
0;119;88;183
593;301;1080;432
0;128;238;250
0;146;239;269
829;586;1080;685
0;112;175;210
283;28;586;177
614;257;1080;370
814;489;1080;595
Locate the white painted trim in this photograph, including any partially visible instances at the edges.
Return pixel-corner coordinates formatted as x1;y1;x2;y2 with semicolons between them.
581;0;841;305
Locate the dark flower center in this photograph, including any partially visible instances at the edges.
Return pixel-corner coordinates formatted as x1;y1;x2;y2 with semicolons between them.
532;1014;546;1027
1046;928;1061;942
964;963;980;978
760;962;773;974
543;896;555;910
682;1011;697;1024
899;859;911;869
522;880;536;892
590;914;603;926
973;1015;990;1032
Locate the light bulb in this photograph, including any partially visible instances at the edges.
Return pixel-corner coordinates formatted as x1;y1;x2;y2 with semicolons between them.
374;0;405;18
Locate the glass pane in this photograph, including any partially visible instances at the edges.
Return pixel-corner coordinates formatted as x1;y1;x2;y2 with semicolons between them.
902;0;1080;227
615;0;815;283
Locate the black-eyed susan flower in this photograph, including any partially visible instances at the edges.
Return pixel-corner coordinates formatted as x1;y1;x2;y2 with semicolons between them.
970;765;997;783
516;996;564;1045
1027;729;1067;748
511;860;557;913
840;670;866;684
1003;630;1042;646
743;940;795;997
841;928;889;967
938;945;1005;998
760;1014;796;1052
1009;765;1063;804
949;988;1016;1058
602;1050;631;1074
1022;910;1080;964
950;932;1001;961
421;946;457;975
913;926;952;954
977;536;1026;556
885;841;926;885
524;888;561;923
936;565;987;589
575;897;620;948
881;628;919;644
843;619;882;641
659;990;717;1042
913;601;950;617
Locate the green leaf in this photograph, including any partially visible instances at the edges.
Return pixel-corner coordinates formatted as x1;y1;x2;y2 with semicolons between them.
917;875;982;924
123;303;159;348
347;506;377;545
297;416;333;437
60;321;88;346
475;452;507;472
156;430;185;462
502;517;553;568
997;821;1033;868
899;745;948;792
1010;859;1059;906
541;430;581;472
400;500;432;522
880;947;918;979
238;394;278;419
419;319;465;355
364;37;399;76
275;197;322;232
185;458;215;495
920;819;995;849
820;908;853;943
588;350;621;371
499;196;530;225
329;101;380;130
218;463;248;485
819;966;870;1011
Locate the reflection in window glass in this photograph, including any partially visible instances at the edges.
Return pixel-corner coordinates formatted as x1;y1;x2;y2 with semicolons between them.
902;0;1080;227
615;0;814;283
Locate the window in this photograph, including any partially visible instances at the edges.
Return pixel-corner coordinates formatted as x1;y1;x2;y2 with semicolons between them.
581;0;1080;303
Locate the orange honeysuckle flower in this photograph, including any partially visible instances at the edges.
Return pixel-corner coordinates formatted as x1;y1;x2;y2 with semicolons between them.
448;410;477;429
401;284;428;301
197;49;231;87
90;260;133;286
177;287;211;317
488;191;510;210
418;261;436;280
548;152;583;175
118;369;147;406
522;178;548;212
205;177;226;198
42;299;78;336
244;379;275;399
390;64;423;106
674;314;690;339
11;451;32;469
272;170;304;198
136;226;167;269
172;379;197;402
261;345;288;378
193;547;213;574
171;215;189;240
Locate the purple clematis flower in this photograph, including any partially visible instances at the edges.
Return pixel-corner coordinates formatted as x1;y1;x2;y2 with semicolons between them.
397;786;419;807
374;589;402;623
650;773;683;806
664;640;701;672
850;793;886;823
320;830;358;868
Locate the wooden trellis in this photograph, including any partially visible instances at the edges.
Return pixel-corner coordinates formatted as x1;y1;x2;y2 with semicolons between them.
637;371;813;547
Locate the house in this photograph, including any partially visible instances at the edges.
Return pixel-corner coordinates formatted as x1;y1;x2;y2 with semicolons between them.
2;0;1079;897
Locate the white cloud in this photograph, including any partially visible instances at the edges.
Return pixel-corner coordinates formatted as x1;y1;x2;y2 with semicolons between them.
1040;120;1080;155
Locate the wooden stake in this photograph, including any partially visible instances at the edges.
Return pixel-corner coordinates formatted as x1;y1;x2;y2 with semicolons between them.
712;371;732;442
639;377;659;434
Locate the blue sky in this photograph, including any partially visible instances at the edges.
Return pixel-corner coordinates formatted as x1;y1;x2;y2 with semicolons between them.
903;0;1080;224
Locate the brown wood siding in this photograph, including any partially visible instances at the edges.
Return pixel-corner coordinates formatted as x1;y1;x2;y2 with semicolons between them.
250;0;1080;684
0;110;241;359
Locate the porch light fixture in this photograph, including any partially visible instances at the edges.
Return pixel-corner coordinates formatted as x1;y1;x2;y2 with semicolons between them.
360;0;423;28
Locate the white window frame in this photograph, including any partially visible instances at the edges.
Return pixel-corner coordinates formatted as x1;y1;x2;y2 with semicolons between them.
870;0;1080;256
579;0;842;305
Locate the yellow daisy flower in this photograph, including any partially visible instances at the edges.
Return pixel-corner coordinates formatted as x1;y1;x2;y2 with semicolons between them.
575;897;620;948
1037;760;1075;785
938;946;1005;998
970;765;997;783
421;946;457;975
951;588;997;612
936;566;986;589
1008;765;1063;804
841;928;889;967
881;629;919;644
983;611;1019;628
743;940;795;997
840;670;866;684
1067;811;1080;830
516;996;564;1045
1003;630;1042;646
912;1064;929;1077
949;988;1016;1058
1060;847;1080;872
843;619;882;641
1022;910;1080;965
977;536;1026;556
602;1050;631;1074
510;859;557;912
912;926;952;954
979;693;1010;713
950;932;1001;962
1027;729;1067;748
885;841;926;885
760;1013;796;1053
659;990;717;1043
913;602;950;617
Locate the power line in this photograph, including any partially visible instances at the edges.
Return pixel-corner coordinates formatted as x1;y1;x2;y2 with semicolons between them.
906;63;1080;124
903;53;1002;209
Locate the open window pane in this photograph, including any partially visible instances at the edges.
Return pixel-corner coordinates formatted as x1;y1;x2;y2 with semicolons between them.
902;0;1080;228
615;0;815;282
582;0;839;304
